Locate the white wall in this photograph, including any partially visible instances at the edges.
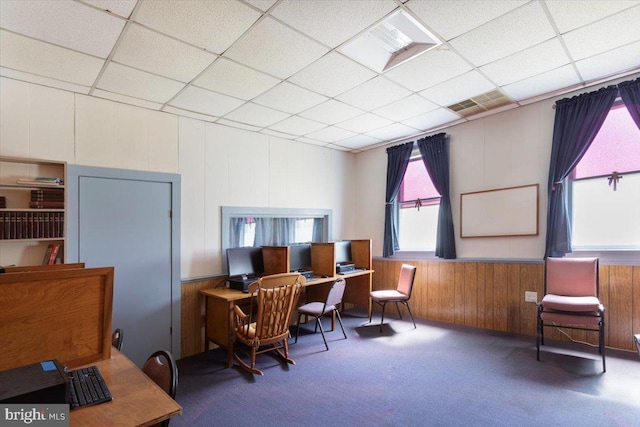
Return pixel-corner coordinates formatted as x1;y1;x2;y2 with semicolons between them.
0;77;357;278
353;73;640;260
354;101;554;260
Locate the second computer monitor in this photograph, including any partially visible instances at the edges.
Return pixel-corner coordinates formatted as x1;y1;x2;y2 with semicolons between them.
227;246;264;278
289;243;312;272
334;241;352;265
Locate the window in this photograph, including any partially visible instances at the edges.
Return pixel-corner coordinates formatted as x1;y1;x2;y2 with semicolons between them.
396;157;441;251
571;103;640;250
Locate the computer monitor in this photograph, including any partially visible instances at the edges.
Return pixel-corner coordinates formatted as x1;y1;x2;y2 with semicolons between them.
226;247;264;278
334;241;352;265
289;243;311;272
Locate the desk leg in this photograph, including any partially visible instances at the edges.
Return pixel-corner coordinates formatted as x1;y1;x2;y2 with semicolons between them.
226;301;235;368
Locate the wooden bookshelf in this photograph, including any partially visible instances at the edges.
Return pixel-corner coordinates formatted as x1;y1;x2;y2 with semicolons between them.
0;156;66;266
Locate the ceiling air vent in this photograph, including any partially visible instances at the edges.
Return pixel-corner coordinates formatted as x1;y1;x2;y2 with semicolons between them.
447;89;514;117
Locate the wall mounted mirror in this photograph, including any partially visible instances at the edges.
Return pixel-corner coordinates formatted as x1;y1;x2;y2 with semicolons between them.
221;206;332;274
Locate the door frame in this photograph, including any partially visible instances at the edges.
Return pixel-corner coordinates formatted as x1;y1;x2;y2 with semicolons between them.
66;165;181;358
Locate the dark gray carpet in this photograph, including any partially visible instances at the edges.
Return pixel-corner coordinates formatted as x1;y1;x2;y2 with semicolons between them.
173;311;640;427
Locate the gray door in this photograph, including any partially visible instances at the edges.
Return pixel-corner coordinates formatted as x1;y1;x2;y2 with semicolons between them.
78;176;172;367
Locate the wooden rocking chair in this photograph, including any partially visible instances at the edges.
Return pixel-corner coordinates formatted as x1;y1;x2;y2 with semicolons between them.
233;272;304;375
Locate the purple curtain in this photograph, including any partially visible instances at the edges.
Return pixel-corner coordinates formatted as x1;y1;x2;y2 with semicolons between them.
417;133;456;259
619;77;640;129
545;85;618;258
383;141;413;257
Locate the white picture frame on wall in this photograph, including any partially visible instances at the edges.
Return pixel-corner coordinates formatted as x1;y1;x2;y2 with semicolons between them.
460;184;539;238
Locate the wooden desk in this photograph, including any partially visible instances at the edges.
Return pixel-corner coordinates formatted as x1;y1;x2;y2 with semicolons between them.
200;270;373;368
70;349;182;427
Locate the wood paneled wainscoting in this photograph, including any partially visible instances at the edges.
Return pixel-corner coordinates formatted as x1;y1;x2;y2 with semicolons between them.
181;276;227;358
372;259;640;353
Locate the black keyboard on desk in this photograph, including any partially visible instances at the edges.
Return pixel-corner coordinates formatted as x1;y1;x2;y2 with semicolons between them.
69;365;112;410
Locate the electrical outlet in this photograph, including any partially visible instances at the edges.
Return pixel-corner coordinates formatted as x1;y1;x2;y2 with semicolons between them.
525;291;537;303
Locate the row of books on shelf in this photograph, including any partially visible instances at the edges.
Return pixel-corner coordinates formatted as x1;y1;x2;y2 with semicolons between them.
0;211;64;239
30;188;64;208
0;196;5;209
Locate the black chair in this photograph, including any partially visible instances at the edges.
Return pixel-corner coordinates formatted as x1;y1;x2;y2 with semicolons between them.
111;328;123;351
142;350;178;427
295;278;347;350
369;263;417;332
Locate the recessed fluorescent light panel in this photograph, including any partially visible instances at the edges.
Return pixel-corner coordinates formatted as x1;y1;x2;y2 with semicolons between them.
339;10;441;73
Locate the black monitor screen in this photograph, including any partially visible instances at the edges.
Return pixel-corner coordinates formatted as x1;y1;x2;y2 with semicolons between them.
227;247;263;278
289;243;311;272
334;241;352;265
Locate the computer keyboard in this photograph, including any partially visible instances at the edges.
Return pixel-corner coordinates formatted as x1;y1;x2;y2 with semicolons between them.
68;365;112;410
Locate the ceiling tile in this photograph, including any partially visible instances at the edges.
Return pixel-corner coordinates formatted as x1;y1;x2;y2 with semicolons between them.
365;122;418;141
336;76;412;111
501;65;581;101
335;112;393;134
406;0;527;40
304;126;357;143
546;0;640;33
419;71;498;107
0;67;91;94
324;143;351;151
113;24;217;82
401;108;462;131
96;62;184;104
80;0;137;19
193;57;280;100
0;30;104;86
260;128;298;140
223;102;290;128
244;0;278;12
270;0;397;48
373;94;438;122
252;82;328;114
384;47;472;92
295;136;329;147
562;5;640;61
134;0;261;53
268;115;327;135
449;2;555;66
0;0;125;58
334;134;383;150
93;88;163;110
480;39;570;86
575;40;640;81
169;86;245;117
224;17;329;79
288;52;376;97
216;118;263;132
163;105;217;123
298;100;364;125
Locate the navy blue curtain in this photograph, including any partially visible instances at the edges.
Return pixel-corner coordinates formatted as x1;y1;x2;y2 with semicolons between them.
383;141;413;257
619;78;640;129
417;133;456;259
544;86;618;258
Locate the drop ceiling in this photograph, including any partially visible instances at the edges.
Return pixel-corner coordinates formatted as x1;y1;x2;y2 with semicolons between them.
1;0;639;152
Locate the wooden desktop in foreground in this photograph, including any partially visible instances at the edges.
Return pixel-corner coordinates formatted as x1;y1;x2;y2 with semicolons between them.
201;240;373;368
0;264;182;425
71;349;182;427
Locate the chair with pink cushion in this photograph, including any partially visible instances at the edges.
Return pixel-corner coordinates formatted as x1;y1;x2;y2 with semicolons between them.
369;263;417;332
537;257;605;372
